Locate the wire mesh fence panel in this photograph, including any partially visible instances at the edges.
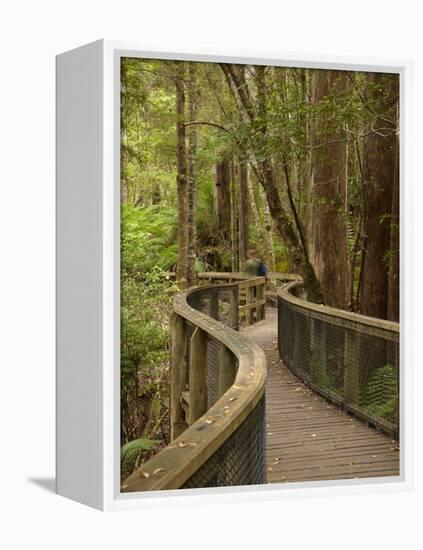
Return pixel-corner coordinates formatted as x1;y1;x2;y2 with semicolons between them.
278;288;399;438
206;336;220;408
183;396;266;488
180;283;266;488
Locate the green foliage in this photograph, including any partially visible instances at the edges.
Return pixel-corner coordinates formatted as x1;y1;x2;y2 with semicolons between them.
119;59;399;477
121;438;158;480
360;364;399;423
121;204;179;446
121;204;179;273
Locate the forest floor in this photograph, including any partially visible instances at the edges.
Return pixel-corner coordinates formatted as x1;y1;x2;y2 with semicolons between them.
242;308;400;483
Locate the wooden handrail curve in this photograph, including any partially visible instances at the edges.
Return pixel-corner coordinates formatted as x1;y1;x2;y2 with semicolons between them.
279;281;399;338
277;281;400;437
121;281;267;492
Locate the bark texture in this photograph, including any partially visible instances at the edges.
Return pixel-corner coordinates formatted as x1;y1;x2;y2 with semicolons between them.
175;62;188;288
213;154;232;245
387;140;400;322
238;161;249;270
309;70;348;308
220;63;323;302
187;63;198;287
360;73;399;319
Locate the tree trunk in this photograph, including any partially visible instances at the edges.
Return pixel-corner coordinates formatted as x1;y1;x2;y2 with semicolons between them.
238;161;249;270
231;162;239;271
360;73;399;319
213;153;232;245
256;65;323;302
221;62;323;301
263;192;275;271
187;63;198;287
387;135;400;322
175;62;188;288
309;70;348;309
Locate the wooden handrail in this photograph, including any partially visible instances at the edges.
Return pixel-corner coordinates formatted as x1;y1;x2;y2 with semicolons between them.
121;281;267;492
279;281;399;338
278;280;400;438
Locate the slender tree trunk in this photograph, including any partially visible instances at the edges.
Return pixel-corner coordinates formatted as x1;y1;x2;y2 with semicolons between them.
213;154;232;245
257;65;323;301
247;168;260;226
187;63;198;287
175;62;188;288
387;135;400;322
238;161;249;270
263;193;275;271
309;70;348;309
231;163;239;271
221;62;323;301
360;73;399;319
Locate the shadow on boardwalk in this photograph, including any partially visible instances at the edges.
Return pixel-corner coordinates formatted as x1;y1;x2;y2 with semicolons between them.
242;307;400;484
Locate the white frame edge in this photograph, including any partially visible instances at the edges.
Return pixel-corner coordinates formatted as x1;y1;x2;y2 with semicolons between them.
56;39;413;511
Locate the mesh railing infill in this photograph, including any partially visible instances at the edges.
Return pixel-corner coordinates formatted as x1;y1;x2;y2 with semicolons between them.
278;284;399;439
181;283;266;488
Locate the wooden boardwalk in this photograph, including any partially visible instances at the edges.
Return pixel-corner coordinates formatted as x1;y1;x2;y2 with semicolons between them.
242;308;400;484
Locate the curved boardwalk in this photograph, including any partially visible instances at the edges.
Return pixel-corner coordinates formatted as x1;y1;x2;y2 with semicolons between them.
242;307;400;484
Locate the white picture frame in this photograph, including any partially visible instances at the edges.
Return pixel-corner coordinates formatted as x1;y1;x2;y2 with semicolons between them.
56;39;412;511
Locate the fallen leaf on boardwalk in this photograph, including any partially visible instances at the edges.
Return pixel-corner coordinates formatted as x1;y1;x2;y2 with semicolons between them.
139;471;150;478
371;455;377;458
178;441;187;447
267;432;274;436
268;467;273;472
228;397;237;402
311;434;316;437
153;468;164;475
205;419;214;424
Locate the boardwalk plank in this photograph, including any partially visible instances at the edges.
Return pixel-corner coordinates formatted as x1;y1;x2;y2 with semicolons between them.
242;307;400;484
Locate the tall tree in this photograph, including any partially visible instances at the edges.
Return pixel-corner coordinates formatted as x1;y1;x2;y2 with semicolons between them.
263;192;276;271
230;163;239;271
360;73;399;319
238;161;249;270
387;138;400;322
175;62;188;288
309;70;349;309
221;63;323;302
213;153;232;245
187;62;198;287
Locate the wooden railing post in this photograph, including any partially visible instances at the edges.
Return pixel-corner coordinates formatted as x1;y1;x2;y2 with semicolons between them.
344;329;360;405
254;283;261;322
231;285;239;330
217;347;237;397
188;327;208;425
255;280;266;321
246;285;254;325
170;312;188;440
